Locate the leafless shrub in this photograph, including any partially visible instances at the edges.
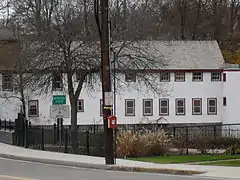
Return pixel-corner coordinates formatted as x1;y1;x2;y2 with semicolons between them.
116;129;171;158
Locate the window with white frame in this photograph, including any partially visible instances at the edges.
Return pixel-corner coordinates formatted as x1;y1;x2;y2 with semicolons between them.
211;72;221;81
160;72;170;82
192;72;203;81
159;99;169;115
192;98;202;115
2;73;13;91
207;98;217;115
125;99;135;116
77;99;84;112
100;99;103;116
125;72;136;82
52;73;63;91
175;98;185;115
143;99;153;116
175;72;185;82
28;100;39;117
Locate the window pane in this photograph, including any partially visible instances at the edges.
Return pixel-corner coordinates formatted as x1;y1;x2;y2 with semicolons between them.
193;72;202;81
145;107;151;114
160;100;168;106
125;72;136;82
160;72;169;81
177;100;184;106
175;72;185;81
161;107;168;114
144;100;151;107
211;72;221;81
209;107;216;113
177;107;184;113
127;107;134;114
194;107;201;113
127;101;134;107
194;99;200;106
209;99;216;106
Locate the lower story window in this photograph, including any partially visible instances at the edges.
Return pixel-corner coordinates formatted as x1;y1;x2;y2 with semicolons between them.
207;98;217;115
125;99;135;116
159;99;169;115
143;99;153;116
176;98;185;115
28;100;39;117
192;98;202;115
77;99;84;112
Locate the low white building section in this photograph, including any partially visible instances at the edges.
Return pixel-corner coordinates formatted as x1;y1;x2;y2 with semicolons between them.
0;40;238;125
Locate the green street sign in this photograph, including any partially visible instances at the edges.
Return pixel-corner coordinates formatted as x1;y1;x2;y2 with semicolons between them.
53;95;66;105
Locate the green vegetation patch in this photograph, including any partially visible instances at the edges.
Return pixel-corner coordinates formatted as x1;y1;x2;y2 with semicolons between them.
128;155;240;164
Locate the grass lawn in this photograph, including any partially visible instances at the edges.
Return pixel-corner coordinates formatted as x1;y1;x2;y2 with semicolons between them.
128;155;240;164
199;160;240;167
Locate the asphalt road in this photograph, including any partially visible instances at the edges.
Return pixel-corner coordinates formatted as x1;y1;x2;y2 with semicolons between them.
0;157;230;180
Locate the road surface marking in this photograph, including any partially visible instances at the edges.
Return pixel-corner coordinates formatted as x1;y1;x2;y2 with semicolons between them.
0;175;39;180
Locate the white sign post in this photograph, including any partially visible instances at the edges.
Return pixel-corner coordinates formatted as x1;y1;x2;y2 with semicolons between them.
50;105;70;118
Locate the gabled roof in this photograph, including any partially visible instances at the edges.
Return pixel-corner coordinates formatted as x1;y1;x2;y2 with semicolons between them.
0;39;224;72
0;28;20;71
143;40;224;70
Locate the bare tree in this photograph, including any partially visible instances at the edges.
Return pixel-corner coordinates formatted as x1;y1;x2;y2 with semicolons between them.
0;28;38;118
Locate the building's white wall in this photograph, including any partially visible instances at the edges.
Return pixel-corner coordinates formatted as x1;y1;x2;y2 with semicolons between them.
0;72;224;125
222;71;240;124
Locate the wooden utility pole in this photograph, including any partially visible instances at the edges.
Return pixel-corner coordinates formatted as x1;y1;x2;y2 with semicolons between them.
100;0;114;164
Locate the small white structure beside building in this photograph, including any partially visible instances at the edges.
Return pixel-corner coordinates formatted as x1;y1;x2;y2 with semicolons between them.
0;38;240;126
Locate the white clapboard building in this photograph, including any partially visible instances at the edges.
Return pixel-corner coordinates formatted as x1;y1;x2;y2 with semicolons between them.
0;28;240;126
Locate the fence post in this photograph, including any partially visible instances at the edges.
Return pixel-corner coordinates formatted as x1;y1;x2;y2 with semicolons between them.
25;120;29;148
8;120;11;131
41;127;44;150
64;129;68;153
0;119;1;129
53;123;57;145
86;131;90;155
57;119;60;143
213;125;216;140
4;119;6;131
173;127;176;137
186;127;189;155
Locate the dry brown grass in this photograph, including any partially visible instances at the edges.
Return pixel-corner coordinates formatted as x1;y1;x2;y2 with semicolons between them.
116;129;171;158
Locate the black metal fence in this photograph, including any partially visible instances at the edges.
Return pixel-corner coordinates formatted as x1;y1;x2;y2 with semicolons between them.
0;119;15;131
4;115;240;157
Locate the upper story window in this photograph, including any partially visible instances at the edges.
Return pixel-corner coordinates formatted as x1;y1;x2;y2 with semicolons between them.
175;98;185;115
207;98;217;115
223;73;226;82
2;73;13;91
192;72;203;81
211;72;221;81
175;72;185;82
160;72;170;82
77;99;84;112
143;99;153;116
125;72;136;82
52;73;63;91
159;99;169;115
125;99;135;116
28;100;39;117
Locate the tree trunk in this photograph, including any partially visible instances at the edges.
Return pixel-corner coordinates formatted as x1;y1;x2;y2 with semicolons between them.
70;98;78;154
19;73;26;117
192;0;201;40
83;0;88;38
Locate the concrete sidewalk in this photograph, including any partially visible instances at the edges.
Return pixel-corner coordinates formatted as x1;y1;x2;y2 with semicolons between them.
0;143;239;179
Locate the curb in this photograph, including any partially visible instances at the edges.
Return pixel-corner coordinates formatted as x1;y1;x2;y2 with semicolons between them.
110;166;205;175
0;153;204;175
